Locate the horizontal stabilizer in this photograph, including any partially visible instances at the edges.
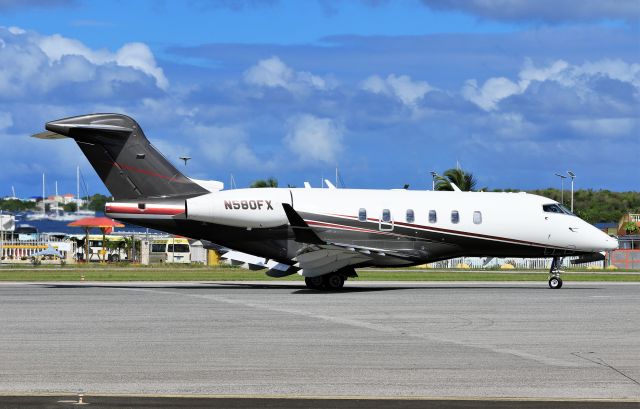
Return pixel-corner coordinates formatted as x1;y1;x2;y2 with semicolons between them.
45;122;133;138
31;131;67;140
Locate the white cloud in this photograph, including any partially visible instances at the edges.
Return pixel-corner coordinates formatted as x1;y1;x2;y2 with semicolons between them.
462;77;521;111
180;122;269;170
362;74;432;107
37;34;168;90
284;114;343;164
243;56;327;94
7;26;26;35
0;27;168;99
463;58;640;111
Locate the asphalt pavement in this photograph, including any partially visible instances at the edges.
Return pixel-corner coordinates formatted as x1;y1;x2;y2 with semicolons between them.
0;281;638;406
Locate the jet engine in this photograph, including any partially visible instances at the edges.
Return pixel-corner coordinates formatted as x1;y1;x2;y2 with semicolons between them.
185;191;289;228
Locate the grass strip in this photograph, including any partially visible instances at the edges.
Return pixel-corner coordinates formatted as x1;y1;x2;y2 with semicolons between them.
1;266;639;282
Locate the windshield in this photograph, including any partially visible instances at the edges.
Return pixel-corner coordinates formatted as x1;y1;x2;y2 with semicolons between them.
543;203;574;216
168;244;189;253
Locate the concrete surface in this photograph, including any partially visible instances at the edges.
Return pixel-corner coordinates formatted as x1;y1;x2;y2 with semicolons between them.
0;281;639;400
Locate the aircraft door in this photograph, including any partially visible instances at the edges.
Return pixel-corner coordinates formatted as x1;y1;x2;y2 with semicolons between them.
379;208;394;231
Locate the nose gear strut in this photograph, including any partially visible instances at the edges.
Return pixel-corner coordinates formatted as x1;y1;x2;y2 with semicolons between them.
548;256;563;289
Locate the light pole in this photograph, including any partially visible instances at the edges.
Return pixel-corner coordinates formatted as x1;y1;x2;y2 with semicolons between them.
554;173;567;205
430;171;438;191
567;171;576;212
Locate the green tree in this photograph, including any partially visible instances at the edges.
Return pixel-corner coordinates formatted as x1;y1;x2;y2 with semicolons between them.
623;221;639;235
435;168;477;191
88;194;111;211
0;199;37;212
250;177;278;188
63;202;77;212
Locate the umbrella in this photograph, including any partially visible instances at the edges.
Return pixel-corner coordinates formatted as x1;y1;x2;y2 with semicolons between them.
31;244;64;259
68;217;124;263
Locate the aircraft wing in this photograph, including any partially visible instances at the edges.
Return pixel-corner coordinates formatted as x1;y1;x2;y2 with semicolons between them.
219;249;297;277
215;204;418;279
282;203;416;277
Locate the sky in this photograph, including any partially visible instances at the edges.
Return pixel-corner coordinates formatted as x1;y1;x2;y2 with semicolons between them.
0;0;639;198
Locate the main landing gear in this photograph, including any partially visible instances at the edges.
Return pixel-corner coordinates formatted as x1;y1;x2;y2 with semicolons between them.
548;256;563;289
304;268;356;291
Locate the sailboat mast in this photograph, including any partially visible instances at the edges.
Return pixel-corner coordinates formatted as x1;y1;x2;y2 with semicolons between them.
76;166;80;214
55;181;59;216
42;173;45;216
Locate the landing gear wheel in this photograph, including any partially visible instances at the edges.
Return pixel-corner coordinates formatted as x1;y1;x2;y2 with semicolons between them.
323;273;345;290
548;256;564;289
305;276;324;290
548;277;563;289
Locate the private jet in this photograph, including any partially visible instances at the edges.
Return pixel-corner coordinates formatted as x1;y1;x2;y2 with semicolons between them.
34;114;618;290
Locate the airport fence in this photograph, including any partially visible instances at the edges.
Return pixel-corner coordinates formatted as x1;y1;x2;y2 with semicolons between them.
428;255;606;270
0;236;75;263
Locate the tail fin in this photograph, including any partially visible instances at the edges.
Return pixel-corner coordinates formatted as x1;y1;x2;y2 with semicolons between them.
33;113;208;201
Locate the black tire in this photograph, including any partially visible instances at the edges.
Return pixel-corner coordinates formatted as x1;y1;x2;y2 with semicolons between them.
305;276;324;290
548;277;563;289
111;254;120;262
323;273;345;290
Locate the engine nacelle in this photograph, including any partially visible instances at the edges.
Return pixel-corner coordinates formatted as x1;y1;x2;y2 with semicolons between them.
185;190;289;228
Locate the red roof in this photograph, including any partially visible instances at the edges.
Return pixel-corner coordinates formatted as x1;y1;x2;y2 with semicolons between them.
67;217;124;228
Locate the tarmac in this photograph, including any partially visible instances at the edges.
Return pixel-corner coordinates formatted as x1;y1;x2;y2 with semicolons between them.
0;281;639;407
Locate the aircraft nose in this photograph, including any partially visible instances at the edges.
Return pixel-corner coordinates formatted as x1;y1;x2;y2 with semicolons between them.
604;236;619;251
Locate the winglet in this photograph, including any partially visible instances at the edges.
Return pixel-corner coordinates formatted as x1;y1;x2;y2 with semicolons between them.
282;203;324;244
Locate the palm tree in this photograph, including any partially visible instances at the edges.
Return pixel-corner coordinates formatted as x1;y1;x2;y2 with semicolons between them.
250;177;278;188
435;168;477;191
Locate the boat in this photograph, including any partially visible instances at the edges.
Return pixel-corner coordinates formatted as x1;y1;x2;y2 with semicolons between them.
25;168;96;222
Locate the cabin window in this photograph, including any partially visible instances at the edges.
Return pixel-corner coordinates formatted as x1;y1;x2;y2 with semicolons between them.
428;210;437;223
473;211;482;224
451;210;459;224
358;208;367;222
151;244;165;253
406;209;415;223
382;209;391;222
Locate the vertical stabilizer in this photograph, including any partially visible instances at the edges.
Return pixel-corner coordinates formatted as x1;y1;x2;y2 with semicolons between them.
36;113;208;201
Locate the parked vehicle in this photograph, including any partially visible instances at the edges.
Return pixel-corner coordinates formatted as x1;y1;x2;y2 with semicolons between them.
150;237;191;263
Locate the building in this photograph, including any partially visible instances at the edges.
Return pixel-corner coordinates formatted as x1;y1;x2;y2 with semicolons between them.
617;213;640;236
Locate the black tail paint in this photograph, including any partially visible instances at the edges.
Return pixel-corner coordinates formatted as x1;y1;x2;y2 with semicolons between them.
41;113;207;201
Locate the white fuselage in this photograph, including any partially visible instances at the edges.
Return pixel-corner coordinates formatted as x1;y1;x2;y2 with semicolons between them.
112;187;618;259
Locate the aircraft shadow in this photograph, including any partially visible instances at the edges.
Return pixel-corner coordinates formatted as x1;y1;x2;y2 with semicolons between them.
37;282;601;293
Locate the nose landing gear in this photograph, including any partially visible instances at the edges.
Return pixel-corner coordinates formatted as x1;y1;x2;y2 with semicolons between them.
548;256;563;289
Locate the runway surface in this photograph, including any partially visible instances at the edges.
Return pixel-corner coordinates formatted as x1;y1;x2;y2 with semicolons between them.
0;281;639;403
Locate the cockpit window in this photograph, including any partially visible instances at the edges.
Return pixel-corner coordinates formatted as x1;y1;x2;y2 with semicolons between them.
543;204;574;216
